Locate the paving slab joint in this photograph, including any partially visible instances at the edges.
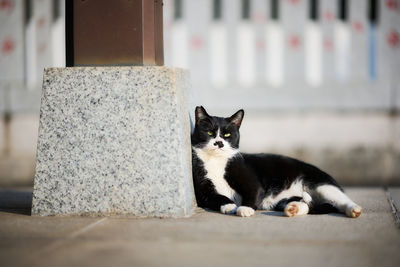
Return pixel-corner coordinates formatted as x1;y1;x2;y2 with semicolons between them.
385;188;400;228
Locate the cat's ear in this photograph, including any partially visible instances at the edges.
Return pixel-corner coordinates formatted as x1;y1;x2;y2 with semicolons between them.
229;109;244;128
195;106;211;124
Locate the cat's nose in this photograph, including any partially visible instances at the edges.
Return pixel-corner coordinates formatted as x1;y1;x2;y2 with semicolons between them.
214;141;224;148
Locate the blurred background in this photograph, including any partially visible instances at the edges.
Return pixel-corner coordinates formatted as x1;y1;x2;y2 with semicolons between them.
0;0;399;187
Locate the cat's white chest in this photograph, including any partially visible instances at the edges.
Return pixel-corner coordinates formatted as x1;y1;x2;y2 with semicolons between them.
203;157;231;195
194;148;239;203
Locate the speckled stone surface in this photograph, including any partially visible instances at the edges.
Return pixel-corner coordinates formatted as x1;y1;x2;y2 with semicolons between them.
32;67;195;217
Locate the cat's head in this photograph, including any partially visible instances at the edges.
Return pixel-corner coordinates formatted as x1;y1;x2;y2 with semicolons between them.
191;106;244;157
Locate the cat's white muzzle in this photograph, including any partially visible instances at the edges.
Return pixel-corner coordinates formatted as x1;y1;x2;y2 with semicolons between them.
204;138;238;158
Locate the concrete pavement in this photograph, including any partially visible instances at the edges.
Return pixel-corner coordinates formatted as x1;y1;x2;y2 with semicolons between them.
0;187;399;267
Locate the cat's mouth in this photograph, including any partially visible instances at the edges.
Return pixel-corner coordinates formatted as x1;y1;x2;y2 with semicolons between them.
210;147;228;154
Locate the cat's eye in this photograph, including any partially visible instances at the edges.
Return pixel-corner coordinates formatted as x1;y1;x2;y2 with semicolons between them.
224;133;231;137
207;131;213;136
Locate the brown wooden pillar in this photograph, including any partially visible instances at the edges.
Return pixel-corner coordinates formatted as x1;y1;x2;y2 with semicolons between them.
66;0;164;66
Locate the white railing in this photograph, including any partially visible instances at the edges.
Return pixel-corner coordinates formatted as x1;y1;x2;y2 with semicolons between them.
0;0;399;112
0;0;65;93
164;0;400;110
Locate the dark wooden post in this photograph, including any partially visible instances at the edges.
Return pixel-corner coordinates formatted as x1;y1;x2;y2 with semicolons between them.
66;0;164;66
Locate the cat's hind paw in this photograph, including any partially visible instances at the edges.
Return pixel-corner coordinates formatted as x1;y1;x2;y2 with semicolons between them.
284;203;299;217
220;203;237;214
236;206;255;217
284;201;309;217
346;205;362;218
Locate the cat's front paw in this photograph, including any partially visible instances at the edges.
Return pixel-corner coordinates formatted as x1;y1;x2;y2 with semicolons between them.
236;206;255;217
220;203;237;214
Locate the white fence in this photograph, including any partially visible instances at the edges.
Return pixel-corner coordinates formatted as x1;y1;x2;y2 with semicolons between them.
0;0;65;113
1;0;399;112
163;0;400;111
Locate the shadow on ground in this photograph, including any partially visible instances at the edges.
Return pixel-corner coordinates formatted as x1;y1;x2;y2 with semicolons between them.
0;188;32;215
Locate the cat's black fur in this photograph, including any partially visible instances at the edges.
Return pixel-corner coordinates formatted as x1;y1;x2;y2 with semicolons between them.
191;106;361;217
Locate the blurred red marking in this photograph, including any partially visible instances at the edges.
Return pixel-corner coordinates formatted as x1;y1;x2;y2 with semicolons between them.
0;0;14;14
251;13;267;23
352;21;363;32
37;17;46;29
385;0;398;10
38;43;47;54
164;20;171;31
324;38;333;51
387;30;400;47
287;0;300;5
288;34;301;49
1;37;15;55
256;39;265;51
190;36;204;50
324;10;335;22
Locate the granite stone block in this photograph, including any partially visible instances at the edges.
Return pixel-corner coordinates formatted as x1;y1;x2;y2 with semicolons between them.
32;67;195;217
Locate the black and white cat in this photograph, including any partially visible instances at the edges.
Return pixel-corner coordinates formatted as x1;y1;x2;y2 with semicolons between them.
191;106;362;218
